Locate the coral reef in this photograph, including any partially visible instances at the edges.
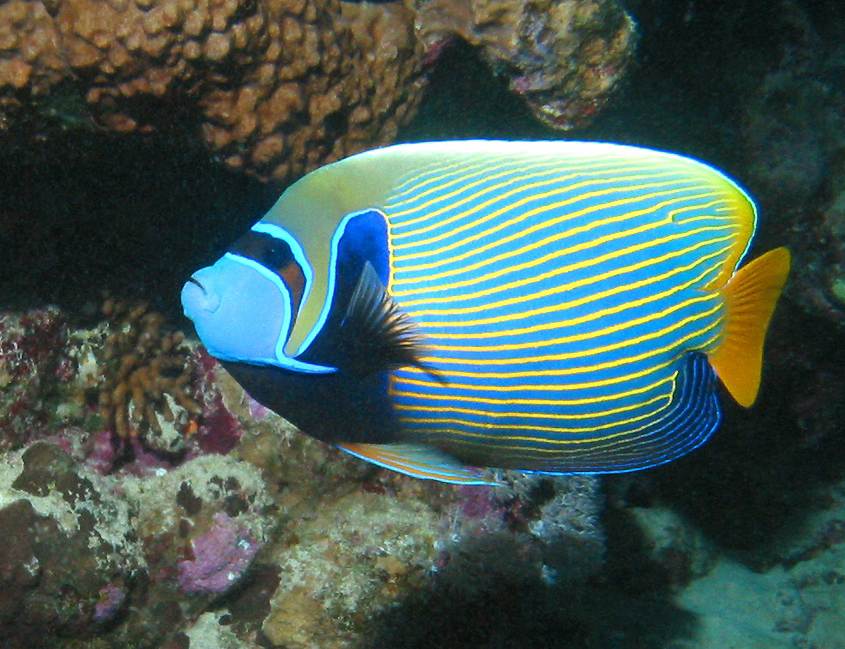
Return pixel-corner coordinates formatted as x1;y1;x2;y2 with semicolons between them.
4;2;845;649
97;298;201;454
0;329;611;647
0;0;634;183
0;294;839;649
0;0;426;184
0;433;276;647
0;294;257;472
256;470;607;648
412;0;636;129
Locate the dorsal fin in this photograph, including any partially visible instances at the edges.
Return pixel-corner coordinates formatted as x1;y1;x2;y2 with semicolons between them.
338;262;442;379
707;247;790;407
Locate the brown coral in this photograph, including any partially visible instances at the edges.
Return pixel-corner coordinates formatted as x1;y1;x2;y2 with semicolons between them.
0;0;426;183
97;298;201;453
0;0;634;185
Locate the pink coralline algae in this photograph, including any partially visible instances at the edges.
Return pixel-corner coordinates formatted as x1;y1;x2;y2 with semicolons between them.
85;429;120;475
197;394;243;455
94;583;127;624
178;512;260;595
191;348;246;455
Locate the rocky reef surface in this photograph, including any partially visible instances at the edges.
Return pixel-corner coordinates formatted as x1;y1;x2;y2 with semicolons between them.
0;300;609;648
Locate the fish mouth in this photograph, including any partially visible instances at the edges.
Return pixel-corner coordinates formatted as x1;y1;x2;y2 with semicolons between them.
181;274;220;315
187;276;205;293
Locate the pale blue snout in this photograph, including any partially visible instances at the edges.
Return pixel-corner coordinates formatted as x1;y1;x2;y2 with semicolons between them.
181;254;290;365
181;270;221;318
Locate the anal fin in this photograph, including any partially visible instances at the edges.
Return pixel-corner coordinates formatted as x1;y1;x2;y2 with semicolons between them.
336;442;500;486
708;247;790;407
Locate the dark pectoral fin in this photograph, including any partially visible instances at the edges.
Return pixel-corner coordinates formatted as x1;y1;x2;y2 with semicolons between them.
338;262;443;380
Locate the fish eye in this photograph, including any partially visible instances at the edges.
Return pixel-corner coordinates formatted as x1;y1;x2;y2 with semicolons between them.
263;242;294;269
229;231;293;272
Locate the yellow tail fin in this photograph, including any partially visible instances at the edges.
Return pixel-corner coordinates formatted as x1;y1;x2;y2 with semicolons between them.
707;247;791;407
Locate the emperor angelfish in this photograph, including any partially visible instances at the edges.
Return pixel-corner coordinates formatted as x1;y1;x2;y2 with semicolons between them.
181;140;790;485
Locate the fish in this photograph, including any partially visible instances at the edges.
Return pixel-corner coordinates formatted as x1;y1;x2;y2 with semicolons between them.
181;140;790;485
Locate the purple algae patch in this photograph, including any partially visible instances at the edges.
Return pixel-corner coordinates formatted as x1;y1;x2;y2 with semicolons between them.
177;512;259;594
94;583;127;623
197;395;243;454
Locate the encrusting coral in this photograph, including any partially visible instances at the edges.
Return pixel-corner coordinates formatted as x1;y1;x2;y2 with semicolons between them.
412;0;636;129
0;306;67;451
97;298;202;454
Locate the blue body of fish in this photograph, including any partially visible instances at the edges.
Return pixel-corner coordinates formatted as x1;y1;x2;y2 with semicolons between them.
181;141;789;484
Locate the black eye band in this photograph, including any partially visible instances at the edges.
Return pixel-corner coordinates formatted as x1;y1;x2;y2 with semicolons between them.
229;232;295;269
228;231;306;319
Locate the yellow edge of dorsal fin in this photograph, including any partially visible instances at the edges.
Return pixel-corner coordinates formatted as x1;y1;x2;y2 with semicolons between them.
707;247;791;408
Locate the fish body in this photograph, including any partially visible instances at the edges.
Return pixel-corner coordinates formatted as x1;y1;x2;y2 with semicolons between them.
181;141;790;484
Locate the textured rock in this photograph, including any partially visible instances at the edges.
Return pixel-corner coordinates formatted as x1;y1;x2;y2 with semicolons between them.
0;307;68;451
0;442;142;644
674;545;845;649
624;505;717;589
412;0;636;129
738;1;845;327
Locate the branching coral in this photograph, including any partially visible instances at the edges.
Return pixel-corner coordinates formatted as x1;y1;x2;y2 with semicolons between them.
97;298;201;454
